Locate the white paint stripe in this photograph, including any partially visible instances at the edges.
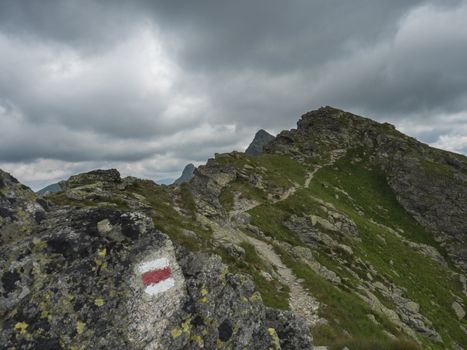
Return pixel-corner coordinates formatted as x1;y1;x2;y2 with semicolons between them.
138;257;169;273
144;277;175;295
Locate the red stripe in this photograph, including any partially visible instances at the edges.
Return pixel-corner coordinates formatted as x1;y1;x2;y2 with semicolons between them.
141;267;172;285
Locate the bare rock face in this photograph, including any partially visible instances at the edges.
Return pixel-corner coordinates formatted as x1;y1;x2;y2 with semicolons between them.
0;169;46;245
246;129;275;155
173;163;196;185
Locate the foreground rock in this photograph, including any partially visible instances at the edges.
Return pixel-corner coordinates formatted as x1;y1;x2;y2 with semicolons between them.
0;171;312;349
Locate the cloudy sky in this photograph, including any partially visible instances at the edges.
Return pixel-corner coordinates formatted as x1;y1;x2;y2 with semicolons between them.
0;0;466;190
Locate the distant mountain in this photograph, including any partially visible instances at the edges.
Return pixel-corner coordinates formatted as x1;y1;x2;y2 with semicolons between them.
173;163;195;185
245;129;275;155
155;178;175;185
36;182;61;197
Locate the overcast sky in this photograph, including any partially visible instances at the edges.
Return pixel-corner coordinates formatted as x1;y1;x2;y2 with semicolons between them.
1;0;466;190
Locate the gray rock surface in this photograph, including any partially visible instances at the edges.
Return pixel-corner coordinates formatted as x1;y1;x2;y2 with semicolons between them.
451;301;465;320
0;170;312;349
173;163;196;185
0;169;46;245
246;129;275;155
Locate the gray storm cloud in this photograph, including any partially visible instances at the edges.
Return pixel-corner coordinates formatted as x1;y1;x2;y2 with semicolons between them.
0;0;466;189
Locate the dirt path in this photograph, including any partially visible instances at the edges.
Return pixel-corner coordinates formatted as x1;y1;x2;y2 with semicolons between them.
305;149;346;189
245;235;320;327
220;149;347;327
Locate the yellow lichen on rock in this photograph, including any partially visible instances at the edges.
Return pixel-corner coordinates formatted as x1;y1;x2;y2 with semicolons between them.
98;247;106;257
170;327;182;339
249;291;261;302
32;238;47;250
191;335;204;347
181;318;192;333
267;328;281;350
14;322;28;334
76;321;85;335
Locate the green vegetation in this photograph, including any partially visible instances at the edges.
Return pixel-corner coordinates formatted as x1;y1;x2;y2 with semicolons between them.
45;143;466;348
130;180;291;310
240;148;466;348
219;181;266;211
218;242;290;310
275;245;403;346
305;151;467;348
420;159;457;180
215;153;308;188
216;153;309;213
127;181;212;251
47;192;99;208
249;203;303;246
328;337;422;350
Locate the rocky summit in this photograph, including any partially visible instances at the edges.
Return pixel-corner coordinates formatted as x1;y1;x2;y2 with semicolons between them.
1;107;466;350
174;163;196;185
245;129;275;155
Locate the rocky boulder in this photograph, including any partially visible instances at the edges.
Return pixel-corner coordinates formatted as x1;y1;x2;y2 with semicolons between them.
0;169;46;245
0;196;312;349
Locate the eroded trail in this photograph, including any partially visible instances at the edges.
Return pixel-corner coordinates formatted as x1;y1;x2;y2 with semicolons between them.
217;149;347;327
305;149;346;189
245;235;320;327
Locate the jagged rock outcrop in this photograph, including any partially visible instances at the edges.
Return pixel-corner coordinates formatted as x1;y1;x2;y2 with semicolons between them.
0;170;46;245
246;129;275;155
173;163;196;185
1;170;312;349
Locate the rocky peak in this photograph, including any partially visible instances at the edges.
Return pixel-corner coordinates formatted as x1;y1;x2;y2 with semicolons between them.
266;106;467;272
60;169;121;191
245;129;275;155
0;170;46;245
173;163;196;185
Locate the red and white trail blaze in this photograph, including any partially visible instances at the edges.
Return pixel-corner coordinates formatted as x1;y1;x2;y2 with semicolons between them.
138;257;175;295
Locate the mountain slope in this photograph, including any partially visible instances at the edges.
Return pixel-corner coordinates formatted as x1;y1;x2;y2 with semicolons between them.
1;107;466;349
36;182;61;197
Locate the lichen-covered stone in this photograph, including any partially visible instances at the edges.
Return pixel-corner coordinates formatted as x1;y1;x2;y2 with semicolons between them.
0;169;46;245
1;199;312;349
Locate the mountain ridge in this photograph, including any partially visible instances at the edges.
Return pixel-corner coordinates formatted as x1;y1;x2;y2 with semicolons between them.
1;107;466;349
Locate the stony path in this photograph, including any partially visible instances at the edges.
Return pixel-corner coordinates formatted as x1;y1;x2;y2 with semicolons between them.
304;149;346;189
304;169;318;189
245;235;320;327
226;149;347;327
